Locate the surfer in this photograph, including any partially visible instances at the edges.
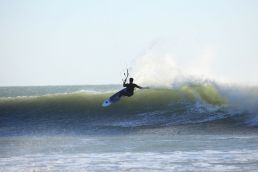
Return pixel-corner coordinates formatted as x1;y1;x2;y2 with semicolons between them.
121;77;149;97
102;69;149;107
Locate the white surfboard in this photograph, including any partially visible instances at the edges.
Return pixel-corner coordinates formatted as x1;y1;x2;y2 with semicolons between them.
102;88;126;107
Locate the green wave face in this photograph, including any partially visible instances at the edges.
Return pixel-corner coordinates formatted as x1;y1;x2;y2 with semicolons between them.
0;83;227;116
1;82;257;136
180;84;227;105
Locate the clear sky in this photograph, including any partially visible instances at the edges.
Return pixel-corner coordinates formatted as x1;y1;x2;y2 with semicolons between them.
0;0;258;86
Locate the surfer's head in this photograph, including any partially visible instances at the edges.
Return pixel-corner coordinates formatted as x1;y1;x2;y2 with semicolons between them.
129;78;134;83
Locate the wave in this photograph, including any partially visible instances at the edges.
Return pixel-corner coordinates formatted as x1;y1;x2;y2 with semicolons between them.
0;82;258;135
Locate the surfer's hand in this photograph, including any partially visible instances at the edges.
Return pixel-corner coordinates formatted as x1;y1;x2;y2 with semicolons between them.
144;87;150;89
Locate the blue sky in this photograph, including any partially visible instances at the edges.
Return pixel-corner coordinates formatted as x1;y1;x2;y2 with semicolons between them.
0;0;258;86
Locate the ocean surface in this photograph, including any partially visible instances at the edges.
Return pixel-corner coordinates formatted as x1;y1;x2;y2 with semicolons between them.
1;83;258;171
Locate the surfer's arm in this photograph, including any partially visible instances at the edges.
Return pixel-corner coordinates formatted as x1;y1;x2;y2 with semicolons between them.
135;84;149;89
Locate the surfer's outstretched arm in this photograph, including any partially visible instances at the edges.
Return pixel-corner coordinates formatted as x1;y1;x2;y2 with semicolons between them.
135;84;149;89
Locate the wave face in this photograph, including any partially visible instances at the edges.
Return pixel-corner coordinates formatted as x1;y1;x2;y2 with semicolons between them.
0;83;258;135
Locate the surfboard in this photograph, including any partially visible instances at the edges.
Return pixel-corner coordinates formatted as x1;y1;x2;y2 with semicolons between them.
103;69;129;107
102;88;127;107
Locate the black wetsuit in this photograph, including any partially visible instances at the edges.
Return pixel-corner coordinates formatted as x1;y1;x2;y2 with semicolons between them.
109;82;142;102
122;83;142;97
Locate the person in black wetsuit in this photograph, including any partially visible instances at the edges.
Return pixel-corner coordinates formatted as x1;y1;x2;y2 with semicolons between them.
121;78;148;97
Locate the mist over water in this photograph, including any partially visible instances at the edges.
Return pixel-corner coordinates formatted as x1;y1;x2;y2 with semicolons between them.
131;41;258;87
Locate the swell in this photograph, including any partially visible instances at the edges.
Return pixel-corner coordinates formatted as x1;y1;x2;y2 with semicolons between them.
0;84;226;116
0;83;257;135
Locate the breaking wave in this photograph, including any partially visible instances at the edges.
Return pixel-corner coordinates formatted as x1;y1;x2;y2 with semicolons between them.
1;82;258;136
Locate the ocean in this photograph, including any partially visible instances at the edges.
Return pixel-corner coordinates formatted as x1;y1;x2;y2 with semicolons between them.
0;83;258;171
